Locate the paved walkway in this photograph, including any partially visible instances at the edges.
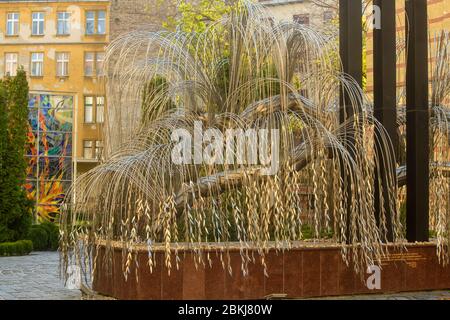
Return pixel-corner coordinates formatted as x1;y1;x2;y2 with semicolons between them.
0;252;81;300
0;252;449;300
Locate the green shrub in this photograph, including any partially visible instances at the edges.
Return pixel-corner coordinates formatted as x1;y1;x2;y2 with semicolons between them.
26;225;48;251
39;221;60;250
26;222;59;251
0;240;33;256
0;69;33;243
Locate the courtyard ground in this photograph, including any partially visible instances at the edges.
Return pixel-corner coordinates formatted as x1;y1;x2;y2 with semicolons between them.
0;251;81;300
0;252;449;300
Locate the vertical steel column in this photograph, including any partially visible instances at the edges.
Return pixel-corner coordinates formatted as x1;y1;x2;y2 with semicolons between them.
373;0;397;241
405;0;429;242
339;0;362;241
339;0;363;122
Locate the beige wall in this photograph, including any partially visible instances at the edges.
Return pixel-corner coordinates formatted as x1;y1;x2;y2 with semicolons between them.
260;0;336;26
109;0;175;40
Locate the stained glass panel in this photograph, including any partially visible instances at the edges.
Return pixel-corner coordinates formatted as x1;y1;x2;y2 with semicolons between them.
26;93;74;222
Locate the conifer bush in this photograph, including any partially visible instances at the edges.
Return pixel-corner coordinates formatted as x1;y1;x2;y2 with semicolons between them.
0;68;33;244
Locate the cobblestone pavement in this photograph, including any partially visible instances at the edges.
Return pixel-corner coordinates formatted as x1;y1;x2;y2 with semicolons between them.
0;252;81;300
0;252;449;300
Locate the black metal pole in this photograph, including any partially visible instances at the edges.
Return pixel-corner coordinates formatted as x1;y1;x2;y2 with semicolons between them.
339;0;363;121
339;0;362;241
405;0;429;242
373;0;397;241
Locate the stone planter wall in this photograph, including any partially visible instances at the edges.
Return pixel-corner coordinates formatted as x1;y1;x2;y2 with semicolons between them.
92;243;450;299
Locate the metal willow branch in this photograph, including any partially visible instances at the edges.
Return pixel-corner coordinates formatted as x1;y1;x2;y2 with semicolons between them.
59;3;449;284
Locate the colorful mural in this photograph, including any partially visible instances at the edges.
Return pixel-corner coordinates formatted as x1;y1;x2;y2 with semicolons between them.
25;94;74;222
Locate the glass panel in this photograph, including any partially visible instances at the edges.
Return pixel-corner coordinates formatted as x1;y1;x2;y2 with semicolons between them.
293;14;310;25
5;53;18;76
38;132;72;157
95;140;103;158
86;11;95;34
6;13;19;35
36;180;72;222
96;52;105;76
24;180;37;205
28;108;38;131
84;140;93;159
38;96;74;132
38;157;73;181
57;12;70;35
26;156;38;179
26;93;74;223
31;52;43;76
56;52;69;76
97;11;106;34
96;96;104;123
84;96;94;123
32;12;44;35
84;52;94;76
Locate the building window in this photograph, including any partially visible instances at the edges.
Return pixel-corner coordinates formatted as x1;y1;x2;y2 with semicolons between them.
83;140;94;159
57;12;71;35
31;52;44;77
84;96;94;123
84;95;105;124
84;52;105;76
97;11;106;34
84;52;95;76
96;96;105;123
86;10;106;35
95;140;103;158
6;12;19;36
293;14;310;25
96;52;105;76
323;10;334;23
56;52;69;77
32;12;45;35
5;53;18;76
83;140;103;159
86;11;95;34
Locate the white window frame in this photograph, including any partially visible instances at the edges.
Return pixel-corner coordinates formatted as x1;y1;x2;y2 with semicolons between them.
56;52;69;77
57;11;71;35
32;12;45;36
5;53;18;76
30;52;44;77
85;10;106;35
6;12;19;36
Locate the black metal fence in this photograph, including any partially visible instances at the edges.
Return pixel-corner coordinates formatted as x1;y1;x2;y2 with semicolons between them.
339;0;429;242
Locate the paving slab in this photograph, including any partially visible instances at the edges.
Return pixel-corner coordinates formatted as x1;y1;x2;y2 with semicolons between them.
0;252;81;300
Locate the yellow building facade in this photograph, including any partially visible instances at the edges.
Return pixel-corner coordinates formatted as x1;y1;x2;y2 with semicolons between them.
365;0;450;94
0;0;109;221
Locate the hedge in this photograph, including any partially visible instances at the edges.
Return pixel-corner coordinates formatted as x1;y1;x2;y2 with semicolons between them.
0;240;33;256
26;222;59;251
39;222;59;250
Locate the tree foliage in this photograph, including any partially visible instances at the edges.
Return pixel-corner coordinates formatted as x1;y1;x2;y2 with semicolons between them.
163;0;236;33
0;68;32;243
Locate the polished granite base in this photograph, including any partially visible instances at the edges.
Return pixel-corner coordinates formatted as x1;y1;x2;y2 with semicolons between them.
92;243;450;300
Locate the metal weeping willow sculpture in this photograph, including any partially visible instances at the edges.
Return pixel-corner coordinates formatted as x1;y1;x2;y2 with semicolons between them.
60;2;449;284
